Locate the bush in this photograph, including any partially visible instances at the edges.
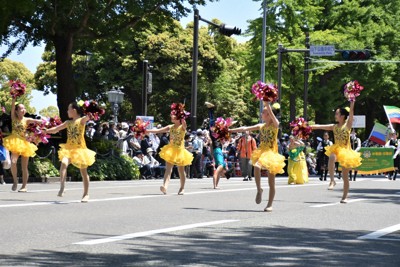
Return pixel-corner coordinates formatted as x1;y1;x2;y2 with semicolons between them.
28;158;60;178
67;154;140;181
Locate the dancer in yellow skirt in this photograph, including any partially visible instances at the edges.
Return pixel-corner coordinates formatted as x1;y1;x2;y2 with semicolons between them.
146;103;193;195
45;102;96;202
230;102;285;212
3;97;42;192
287;136;308;185
311;101;362;203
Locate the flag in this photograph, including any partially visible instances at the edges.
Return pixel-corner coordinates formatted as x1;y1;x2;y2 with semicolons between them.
369;122;389;145
383;105;400;124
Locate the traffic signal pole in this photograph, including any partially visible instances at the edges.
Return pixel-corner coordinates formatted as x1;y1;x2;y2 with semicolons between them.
142;60;148;116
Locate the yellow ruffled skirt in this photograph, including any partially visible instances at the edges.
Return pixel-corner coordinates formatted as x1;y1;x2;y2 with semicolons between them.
251;148;286;175
58;144;96;169
325;144;362;169
288;152;309;184
3;134;37;158
159;144;193;166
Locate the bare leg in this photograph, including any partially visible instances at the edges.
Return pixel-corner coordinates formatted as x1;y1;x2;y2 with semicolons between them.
58;158;70;197
341;168;350;203
328;154;337;190
18;156;29;192
177;166;186;195
264;173;276;212
213;165;223;189
80;168;90;202
160;162;173;194
10;153;19;191
254;164;263;204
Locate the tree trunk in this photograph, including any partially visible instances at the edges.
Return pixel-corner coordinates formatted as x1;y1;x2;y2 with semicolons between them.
54;34;76;121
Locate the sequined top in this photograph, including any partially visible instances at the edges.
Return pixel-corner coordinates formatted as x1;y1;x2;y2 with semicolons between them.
65;118;86;148
259;124;278;151
12;117;27;138
169;125;185;148
333;124;350;148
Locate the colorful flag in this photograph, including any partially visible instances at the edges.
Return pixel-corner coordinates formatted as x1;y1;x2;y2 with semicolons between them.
383;105;400;124
368;122;389;145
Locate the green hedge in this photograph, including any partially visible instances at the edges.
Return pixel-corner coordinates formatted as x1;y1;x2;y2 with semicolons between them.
67;154;140;181
28;158;60;178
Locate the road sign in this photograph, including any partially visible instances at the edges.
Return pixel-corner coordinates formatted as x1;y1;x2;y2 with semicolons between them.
310;45;335;56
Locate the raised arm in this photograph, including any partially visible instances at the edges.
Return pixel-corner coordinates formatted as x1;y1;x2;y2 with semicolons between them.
146;125;171;134
10;97;16;119
310;124;335;131
46;121;68;134
346;101;355;130
230;124;262;133
80;115;91;125
181;119;187;131
264;102;279;128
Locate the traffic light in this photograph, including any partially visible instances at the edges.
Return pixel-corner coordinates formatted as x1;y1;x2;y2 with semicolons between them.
341;50;371;60
219;24;241;37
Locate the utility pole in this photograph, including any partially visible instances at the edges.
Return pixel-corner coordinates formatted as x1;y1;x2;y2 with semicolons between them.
142;60;148;116
304;32;310;119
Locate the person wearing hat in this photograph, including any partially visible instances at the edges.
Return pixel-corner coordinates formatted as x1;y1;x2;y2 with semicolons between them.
146;147;160;178
85;121;96;140
133;150;152;179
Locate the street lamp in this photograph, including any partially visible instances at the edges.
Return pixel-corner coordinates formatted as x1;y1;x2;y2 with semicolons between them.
191;8;241;131
107;86;124;123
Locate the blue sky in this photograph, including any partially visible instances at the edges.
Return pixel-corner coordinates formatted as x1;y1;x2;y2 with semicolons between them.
1;0;262;112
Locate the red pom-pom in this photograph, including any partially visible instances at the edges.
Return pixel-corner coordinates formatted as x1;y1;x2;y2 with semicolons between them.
251;81;279;102
170;103;190;120
131;118;150;139
344;80;364;102
211;117;233;143
289;117;312;139
9;80;26;98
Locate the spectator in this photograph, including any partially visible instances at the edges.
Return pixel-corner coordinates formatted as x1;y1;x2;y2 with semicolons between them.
191;129;204;178
237;131;257;181
133;150;152;179
108;121;119;141
140;135;153;155
146;147;161;178
117;122;130;155
85;121;96;140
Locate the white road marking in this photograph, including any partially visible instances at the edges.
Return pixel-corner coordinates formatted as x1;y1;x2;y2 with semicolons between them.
0;182;326;208
74;219;239;245
310;198;367;208
358;223;400;240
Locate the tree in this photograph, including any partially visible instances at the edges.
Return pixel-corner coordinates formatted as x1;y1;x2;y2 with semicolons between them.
39;105;59;118
1;0;215;120
0;58;35;114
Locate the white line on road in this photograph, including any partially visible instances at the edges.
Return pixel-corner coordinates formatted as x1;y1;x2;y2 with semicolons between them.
0;183;325;208
74;219;239;245
358;223;400;240
310;198;367;208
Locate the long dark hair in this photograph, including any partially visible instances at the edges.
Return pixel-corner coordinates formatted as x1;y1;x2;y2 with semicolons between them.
337;107;349;120
70;102;84;116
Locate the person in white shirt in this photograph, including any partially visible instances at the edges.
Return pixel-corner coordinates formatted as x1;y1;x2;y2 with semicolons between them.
146;147;160;178
316;132;333;181
349;130;361;181
385;131;399;180
133;150;152;179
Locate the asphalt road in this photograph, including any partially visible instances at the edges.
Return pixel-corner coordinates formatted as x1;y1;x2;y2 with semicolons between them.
0;175;399;266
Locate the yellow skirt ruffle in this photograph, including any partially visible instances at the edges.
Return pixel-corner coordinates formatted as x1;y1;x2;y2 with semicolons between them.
58;144;96;169
159;144;193;166
288;153;309;184
325;144;362;169
3;134;37;158
251;148;286;175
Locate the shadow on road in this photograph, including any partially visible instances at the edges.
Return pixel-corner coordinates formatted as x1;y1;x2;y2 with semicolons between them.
1;226;399;266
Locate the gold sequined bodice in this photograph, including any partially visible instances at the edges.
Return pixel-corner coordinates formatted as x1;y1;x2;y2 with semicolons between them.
333;124;350;148
66;118;86;148
169;125;185;147
12;117;27;138
259;124;278;151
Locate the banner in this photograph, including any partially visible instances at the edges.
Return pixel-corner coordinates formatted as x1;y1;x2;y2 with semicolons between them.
136;116;154;129
357;148;394;175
